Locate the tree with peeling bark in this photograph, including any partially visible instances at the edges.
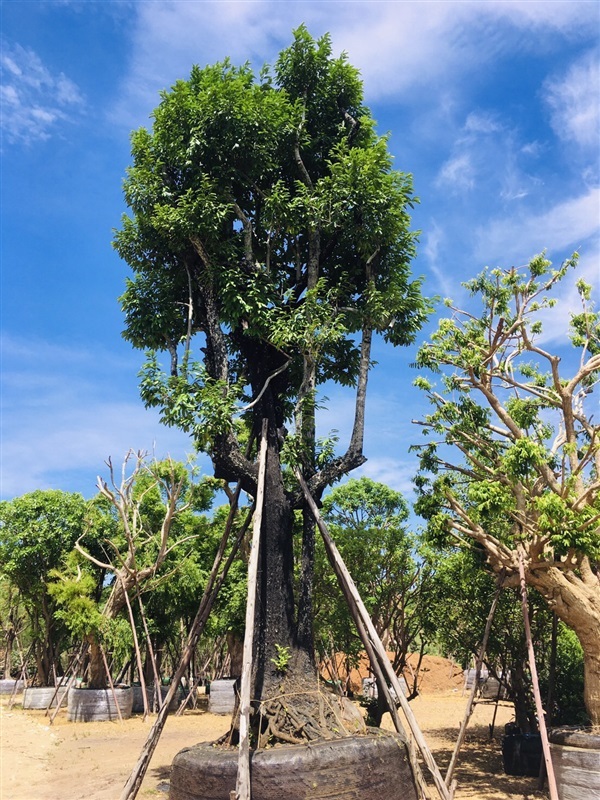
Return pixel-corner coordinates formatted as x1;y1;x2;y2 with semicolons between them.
74;452;213;688
113;27;429;742
412;253;600;723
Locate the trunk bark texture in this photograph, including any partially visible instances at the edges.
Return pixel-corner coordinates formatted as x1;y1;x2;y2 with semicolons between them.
252;422;304;703
528;560;600;724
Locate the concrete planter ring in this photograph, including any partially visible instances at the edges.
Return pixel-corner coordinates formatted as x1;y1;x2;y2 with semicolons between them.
67;686;133;722
23;685;69;709
549;727;600;800
0;678;25;695
132;683;180;714
169;729;418;800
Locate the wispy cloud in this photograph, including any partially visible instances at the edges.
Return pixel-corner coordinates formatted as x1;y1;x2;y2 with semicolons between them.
355;457;416;498
436;153;477;192
475;186;600;265
0;40;85;145
109;1;599;130
544;49;600;151
1;336;194;499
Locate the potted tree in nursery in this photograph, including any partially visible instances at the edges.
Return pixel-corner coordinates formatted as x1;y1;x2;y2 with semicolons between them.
114;25;431;800
55;453;213;721
413;254;600;796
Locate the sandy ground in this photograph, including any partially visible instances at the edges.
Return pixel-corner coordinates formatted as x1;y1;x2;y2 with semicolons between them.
0;688;549;800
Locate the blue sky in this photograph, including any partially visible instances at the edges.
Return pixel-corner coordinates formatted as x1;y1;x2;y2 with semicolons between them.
1;0;599;503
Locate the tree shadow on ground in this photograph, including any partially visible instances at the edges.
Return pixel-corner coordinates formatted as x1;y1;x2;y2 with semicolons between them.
424;726;549;799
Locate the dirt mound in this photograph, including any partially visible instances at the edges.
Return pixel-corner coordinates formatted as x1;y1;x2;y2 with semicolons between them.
320;652;465;695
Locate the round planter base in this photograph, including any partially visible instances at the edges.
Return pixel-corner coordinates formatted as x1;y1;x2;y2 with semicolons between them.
0;678;25;695
23;686;69;709
550;727;600;800
132;684;180;714
169;730;418;800
67;687;133;722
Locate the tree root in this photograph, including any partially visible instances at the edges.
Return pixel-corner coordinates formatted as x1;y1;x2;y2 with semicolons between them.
248;687;365;749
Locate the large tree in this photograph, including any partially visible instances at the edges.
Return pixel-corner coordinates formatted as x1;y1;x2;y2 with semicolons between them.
0;490;88;685
114;27;429;739
413;254;600;722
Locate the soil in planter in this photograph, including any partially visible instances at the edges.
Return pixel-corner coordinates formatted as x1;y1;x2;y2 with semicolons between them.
169;730;418;800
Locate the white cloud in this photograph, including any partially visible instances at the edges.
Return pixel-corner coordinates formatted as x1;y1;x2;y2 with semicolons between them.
423;223;457;298
544;50;600;150
464;111;503;134
355;457;416;498
0;41;85;145
436;153;476;192
475;186;600;264
110;1;599;129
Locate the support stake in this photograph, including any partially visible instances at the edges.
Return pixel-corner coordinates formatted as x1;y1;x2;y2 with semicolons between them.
518;550;559;800
235;419;268;800
296;469;451;800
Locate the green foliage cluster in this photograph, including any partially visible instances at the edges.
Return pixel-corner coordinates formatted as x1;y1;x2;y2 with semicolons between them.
114;25;429;464
315;477;426;668
413;254;600;559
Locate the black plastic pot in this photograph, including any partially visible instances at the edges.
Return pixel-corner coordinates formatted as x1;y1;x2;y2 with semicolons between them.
501;732;542;776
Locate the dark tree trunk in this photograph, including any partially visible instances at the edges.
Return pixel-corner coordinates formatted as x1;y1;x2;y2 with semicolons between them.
252;421;305;703
296;509;316;659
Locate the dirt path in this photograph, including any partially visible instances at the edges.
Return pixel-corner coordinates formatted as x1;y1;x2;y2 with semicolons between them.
1;692;548;800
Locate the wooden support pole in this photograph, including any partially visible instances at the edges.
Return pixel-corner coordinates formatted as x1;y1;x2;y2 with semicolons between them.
445;584;501;787
45;646;81;716
295;469;451;800
100;643;124;722
135;584;162;712
235;420;268;800
518;550;559;800
123;578;149;719
48;643;89;724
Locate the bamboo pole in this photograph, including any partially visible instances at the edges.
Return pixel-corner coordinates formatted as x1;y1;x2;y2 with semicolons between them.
100;643;124;722
119;479;252;800
49;643;89;724
296;469;451;800
539;612;558;789
352;604;431;800
518;550;559;800
235;420;269;800
445;584;501;787
8;640;32;710
135;584;162;712
45;647;81;716
122;579;149;719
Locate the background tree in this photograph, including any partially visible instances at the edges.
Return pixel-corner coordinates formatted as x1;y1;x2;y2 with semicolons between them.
73;453;213;687
114;26;429;739
316;477;428;721
0;490;88;685
0;575;27;679
413;254;600;722
424;545;554;731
